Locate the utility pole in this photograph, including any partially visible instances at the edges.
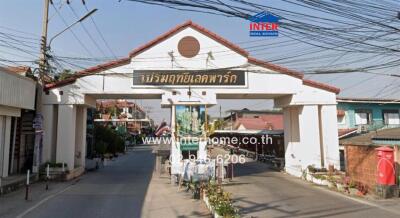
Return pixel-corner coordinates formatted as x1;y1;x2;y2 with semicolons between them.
39;0;50;82
32;0;50;175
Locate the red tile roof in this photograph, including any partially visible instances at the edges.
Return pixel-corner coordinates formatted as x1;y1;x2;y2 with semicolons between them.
44;20;339;94
234;114;283;131
97;100;144;112
303;79;340;94
0;66;31;75
129;20;249;58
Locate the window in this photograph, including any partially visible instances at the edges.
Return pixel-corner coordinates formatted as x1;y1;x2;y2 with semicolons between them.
337;115;346;125
355;109;371;125
383;110;400;125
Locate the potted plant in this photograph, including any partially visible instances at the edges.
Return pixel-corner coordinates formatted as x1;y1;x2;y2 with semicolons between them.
348;180;358;195
336;182;345;192
327;176;337;189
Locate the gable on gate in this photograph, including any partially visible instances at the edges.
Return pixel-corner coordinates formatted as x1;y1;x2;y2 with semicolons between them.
44;20;339;98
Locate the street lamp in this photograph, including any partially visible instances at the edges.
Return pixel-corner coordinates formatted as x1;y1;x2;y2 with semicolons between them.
48;8;97;48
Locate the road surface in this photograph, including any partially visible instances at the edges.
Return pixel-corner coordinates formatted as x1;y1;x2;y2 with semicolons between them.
224;159;400;218
20;147;155;218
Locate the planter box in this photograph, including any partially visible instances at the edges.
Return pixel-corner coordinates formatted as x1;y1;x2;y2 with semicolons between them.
328;182;336;189
311;177;328;186
202;193;223;218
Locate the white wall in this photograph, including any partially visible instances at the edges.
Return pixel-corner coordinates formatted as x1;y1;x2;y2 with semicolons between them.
0;116;12;177
42;105;56;163
56;105;76;170
320;105;340;168
0;71;36;110
74;106;87;168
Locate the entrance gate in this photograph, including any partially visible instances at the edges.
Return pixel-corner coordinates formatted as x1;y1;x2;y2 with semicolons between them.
42;21;340;177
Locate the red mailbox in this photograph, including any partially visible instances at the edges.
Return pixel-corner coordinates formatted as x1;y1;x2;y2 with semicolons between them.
376;146;395;185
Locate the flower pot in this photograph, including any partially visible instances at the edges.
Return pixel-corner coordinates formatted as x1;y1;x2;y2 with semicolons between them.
336;183;345;192
306;174;313;182
349;188;358;195
328;182;336;189
214;213;222;218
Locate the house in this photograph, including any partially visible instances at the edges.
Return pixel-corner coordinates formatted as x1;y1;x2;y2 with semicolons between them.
337;97;400;171
0;66;36;188
337;97;400;131
340;128;400;197
223;109;283;131
95;100;152;133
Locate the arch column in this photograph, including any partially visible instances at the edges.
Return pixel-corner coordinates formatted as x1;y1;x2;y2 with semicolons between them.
56;105;76;171
283;104;340;177
75;106;87;168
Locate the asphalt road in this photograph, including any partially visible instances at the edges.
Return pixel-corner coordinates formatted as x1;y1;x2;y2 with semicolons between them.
21;147;155;218
224;160;400;218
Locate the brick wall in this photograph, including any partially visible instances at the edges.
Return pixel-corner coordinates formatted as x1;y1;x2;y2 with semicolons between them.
345;145;378;191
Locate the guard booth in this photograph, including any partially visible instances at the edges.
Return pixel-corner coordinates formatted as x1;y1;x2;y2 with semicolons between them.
41;20;341;178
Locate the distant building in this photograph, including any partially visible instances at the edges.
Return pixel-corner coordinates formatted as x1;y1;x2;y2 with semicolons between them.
337;97;400;172
95;100;153;133
223;109;283;131
337;97;400;133
0;66;36;181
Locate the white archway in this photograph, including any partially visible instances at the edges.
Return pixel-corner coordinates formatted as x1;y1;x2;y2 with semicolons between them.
42;21;340;177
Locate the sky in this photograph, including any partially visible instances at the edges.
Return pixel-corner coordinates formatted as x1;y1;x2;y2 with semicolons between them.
1;0;398;124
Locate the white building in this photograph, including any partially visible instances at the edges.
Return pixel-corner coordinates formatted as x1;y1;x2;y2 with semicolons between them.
42;21;340;177
0;67;36;178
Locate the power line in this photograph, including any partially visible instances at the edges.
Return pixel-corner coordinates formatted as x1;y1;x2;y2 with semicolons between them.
82;2;118;58
66;2;108;57
51;2;95;56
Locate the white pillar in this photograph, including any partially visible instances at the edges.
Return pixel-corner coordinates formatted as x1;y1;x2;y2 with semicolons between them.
283;106;301;176
298;105;323;169
9;117;17;174
1;116;12;177
284;105;324;177
75;106;87;168
320;105;340;169
0;116;5;177
42;105;55;163
56;105;76;171
170;105;181;174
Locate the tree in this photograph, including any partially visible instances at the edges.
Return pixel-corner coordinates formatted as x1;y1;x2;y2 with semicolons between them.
54;69;74;81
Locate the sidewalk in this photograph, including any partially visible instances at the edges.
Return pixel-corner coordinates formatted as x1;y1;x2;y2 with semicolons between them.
0;179;79;218
141;173;211;218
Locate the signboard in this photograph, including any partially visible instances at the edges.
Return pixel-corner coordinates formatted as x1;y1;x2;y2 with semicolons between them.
133;70;246;86
180;142;199;151
176;105;206;137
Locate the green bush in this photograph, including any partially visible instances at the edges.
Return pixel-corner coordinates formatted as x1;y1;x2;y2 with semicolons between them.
205;182;239;218
95;141;107;154
94;124;126;154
